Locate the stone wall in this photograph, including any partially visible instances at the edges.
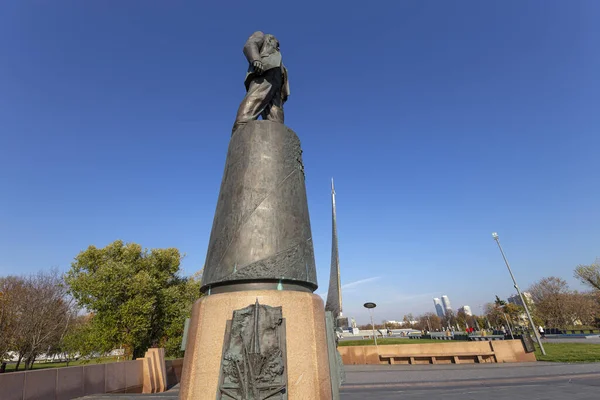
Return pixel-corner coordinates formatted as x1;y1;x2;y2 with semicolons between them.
0;356;184;400
339;340;536;365
0;360;143;400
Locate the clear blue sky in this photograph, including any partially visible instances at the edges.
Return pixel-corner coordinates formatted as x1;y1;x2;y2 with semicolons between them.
1;1;598;323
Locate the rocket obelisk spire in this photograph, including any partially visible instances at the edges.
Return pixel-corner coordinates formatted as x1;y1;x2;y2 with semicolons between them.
325;178;342;319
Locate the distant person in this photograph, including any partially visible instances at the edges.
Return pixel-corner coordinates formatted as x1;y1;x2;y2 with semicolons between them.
538;326;545;338
0;362;6;373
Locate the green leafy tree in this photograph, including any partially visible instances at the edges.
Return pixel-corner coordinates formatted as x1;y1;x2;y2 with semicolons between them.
59;315;95;366
484;301;504;328
65;240;200;359
475;316;488;330
503;302;525;327
484;296;527;331
503;303;522;319
495;296;507;307
159;272;201;357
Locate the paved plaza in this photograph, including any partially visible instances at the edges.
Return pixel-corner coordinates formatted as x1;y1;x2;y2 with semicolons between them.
80;361;600;399
341;362;600;399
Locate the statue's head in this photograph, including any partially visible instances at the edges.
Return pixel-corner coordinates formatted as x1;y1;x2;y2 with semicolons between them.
264;34;280;51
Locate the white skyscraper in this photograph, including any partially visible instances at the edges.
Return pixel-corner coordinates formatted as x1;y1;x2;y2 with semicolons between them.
433;298;445;318
459;305;473;316
441;295;452;313
507;292;533;308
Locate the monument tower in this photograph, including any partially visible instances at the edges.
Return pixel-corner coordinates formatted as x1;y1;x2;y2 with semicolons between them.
325;179;347;329
179;31;335;400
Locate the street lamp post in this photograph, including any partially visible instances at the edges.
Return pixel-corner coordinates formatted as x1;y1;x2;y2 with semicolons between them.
364;302;377;346
492;232;546;355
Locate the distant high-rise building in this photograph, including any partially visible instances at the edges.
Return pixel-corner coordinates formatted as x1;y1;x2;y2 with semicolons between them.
459;305;473;316
441;295;452;313
507;292;533;308
433;298;445;318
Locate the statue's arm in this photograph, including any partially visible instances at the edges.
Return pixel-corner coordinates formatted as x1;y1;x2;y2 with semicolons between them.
243;31;265;64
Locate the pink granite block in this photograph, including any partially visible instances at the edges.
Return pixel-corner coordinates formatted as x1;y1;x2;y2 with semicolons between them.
125;360;143;390
0;371;25;400
23;369;57;400
105;362;126;393
83;364;106;395
57;366;84;400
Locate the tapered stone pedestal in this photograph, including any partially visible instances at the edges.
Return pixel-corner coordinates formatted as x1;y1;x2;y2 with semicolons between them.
179;291;332;399
201;121;317;294
181;121;334;399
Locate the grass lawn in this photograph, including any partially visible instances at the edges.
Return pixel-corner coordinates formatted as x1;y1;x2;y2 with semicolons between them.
4;357;122;373
535;343;600;363
339;338;441;346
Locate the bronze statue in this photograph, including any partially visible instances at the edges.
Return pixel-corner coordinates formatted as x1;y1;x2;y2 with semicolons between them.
232;31;290;134
201;31;317;296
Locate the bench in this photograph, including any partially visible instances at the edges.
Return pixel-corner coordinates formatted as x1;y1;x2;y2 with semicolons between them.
379;352;496;365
